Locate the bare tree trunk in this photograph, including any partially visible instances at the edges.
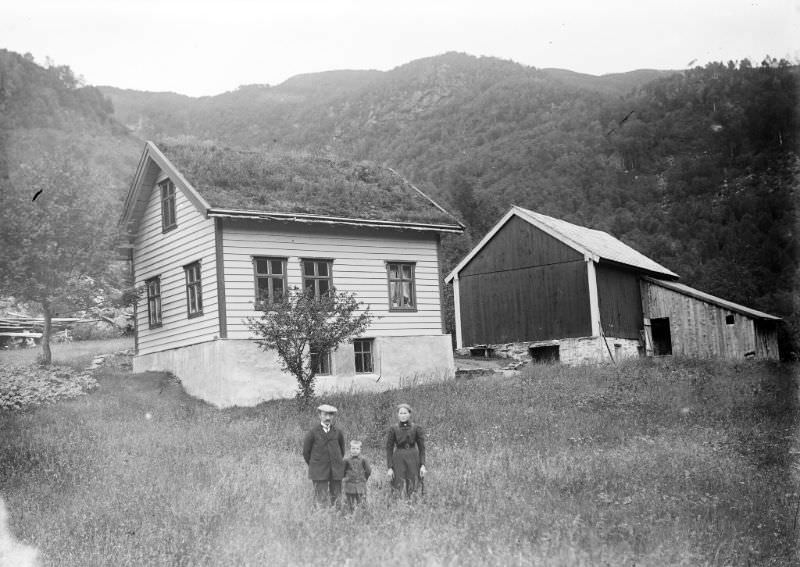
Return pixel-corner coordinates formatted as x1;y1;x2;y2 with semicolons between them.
41;302;52;366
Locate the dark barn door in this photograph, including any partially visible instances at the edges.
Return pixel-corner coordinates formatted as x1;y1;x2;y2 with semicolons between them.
651;317;672;356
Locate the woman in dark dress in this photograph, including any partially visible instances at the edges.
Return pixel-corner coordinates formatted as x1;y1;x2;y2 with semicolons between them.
386;403;426;497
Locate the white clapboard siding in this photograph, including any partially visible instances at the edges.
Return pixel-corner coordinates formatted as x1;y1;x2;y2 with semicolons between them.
135;176;219;356
222;221;445;339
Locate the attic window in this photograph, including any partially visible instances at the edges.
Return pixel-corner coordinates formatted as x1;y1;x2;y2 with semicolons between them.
160;179;177;232
726;314;735;325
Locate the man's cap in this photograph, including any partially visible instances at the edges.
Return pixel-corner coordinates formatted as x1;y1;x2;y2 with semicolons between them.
317;404;338;413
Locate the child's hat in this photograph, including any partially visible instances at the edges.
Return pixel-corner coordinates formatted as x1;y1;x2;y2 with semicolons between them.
350;440;362;447
317;404;337;413
397;403;413;412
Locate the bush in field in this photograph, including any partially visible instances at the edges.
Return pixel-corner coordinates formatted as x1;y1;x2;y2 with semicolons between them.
247;287;373;401
0;365;98;410
70;320;122;341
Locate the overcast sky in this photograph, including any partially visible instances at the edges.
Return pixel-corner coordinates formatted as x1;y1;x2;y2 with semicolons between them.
2;0;798;97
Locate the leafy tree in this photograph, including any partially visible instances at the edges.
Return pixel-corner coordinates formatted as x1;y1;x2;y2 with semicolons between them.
247;288;374;401
0;146;118;364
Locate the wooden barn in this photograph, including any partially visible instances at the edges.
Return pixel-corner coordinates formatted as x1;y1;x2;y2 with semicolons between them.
445;206;780;364
640;277;780;359
120;142;463;407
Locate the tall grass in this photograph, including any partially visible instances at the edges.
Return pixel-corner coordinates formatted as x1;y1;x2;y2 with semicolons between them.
0;355;797;566
0;337;133;370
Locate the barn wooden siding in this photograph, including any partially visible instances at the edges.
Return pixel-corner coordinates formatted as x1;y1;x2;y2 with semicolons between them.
221;220;446;339
753;321;780;359
641;280;778;359
135;174;220;356
596;263;643;339
458;216;592;345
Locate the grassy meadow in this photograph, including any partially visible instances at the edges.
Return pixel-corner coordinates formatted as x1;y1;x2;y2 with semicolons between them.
1;343;798;566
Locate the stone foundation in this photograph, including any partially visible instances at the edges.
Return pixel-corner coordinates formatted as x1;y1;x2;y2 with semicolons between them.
133;335;455;408
458;336;642;366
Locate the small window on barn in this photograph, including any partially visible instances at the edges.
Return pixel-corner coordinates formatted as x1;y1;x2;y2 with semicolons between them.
386;262;417;311
159;179;177;232
146;276;162;328
253;257;287;309
353;339;374;373
184;261;203;318
725;314;735;325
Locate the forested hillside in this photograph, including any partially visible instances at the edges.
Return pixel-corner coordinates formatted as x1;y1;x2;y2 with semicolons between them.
0;49;141;206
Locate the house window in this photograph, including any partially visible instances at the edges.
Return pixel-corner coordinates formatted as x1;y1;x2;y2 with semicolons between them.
302;259;333;298
387;262;416;311
725;314;735;325
253;257;287;309
310;345;331;376
184;261;203;318
159;179;176;232
146;276;162;328
354;339;374;373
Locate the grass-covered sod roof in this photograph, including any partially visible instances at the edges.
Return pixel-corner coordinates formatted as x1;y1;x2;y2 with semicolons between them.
159;143;460;227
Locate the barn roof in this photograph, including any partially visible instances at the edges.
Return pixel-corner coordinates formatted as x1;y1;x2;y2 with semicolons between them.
120;142;464;235
643;277;781;321
446;205;679;282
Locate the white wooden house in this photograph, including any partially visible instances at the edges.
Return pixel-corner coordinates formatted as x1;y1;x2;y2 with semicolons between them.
120;142;464;407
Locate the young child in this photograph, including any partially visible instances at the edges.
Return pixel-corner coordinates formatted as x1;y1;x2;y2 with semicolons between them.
343;440;371;510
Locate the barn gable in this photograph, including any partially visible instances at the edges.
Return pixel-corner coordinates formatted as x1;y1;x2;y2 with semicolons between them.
446;206;678;283
459;215;583;277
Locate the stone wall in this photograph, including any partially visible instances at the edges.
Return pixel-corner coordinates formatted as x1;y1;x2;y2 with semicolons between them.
133;334;455;407
458;336;642;366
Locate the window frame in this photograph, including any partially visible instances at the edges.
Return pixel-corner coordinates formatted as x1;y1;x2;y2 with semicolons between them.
353;338;374;374
310;345;332;376
159;179;177;233
184;261;203;318
386;261;417;312
145;276;162;329
301;258;334;298
253;257;288;310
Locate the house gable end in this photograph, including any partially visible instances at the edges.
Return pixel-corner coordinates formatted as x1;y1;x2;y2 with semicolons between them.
120;142;211;238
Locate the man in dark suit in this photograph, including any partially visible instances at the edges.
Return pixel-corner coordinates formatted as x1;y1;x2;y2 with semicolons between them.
302;404;346;506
